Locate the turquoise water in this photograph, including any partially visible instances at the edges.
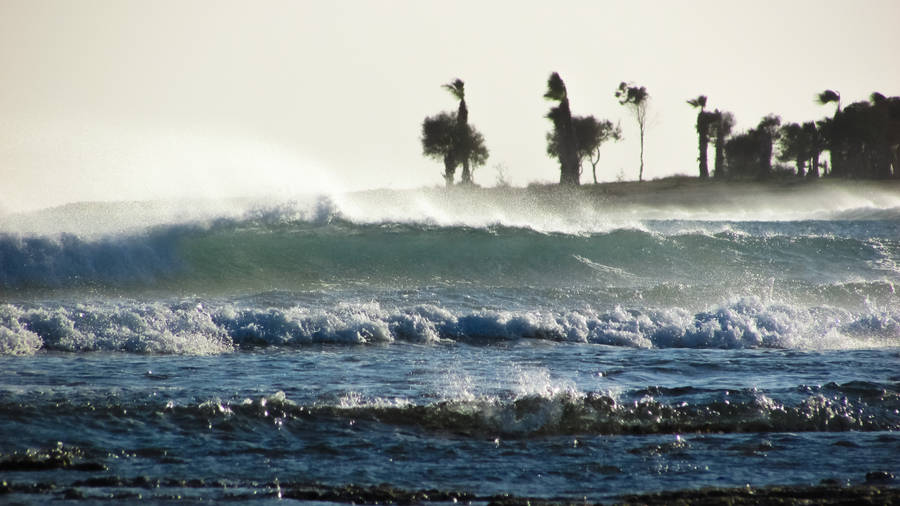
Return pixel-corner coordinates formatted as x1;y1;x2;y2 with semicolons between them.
1;189;898;502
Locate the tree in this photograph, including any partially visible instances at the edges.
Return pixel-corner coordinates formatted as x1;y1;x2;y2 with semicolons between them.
869;93;900;178
828;95;898;179
444;79;475;184
687;95;713;178
778;122;812;177
817;89;844;176
421;111;461;186
725;114;781;179
803;121;824;178
547;116;622;184
616;82;650;181
756;114;782;178
421;79;489;186
585;119;623;184
544;72;580;185
457;123;489;182
710;109;735;178
817;89;841;113
725;131;759;178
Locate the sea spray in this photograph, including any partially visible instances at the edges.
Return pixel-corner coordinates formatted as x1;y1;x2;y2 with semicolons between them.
1;186;898;502
2;298;897;355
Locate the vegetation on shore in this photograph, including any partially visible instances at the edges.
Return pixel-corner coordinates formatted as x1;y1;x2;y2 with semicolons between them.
421;75;900;187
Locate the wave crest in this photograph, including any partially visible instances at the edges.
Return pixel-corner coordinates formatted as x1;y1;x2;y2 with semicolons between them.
2;298;897;355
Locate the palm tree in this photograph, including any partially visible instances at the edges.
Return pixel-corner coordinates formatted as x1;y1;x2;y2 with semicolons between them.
713;109;735;177
756;115;782;178
616;82;649;181
711;109;734;178
803;121;823;178
421;79;490;186
544;72;580;185
817;89;843;177
443;79;474;184
687;95;711;178
778;122;811;177
547;116;622;184
817;90;841;113
421;111;489;186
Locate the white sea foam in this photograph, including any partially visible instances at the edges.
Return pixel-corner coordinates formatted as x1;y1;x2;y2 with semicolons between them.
1;298;896;355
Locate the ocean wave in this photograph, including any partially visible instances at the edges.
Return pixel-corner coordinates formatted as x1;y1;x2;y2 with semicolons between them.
2;298;897;355
6;385;897;437
2;210;896;293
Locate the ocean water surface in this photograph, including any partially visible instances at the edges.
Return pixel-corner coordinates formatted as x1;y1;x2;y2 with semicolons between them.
1;185;898;503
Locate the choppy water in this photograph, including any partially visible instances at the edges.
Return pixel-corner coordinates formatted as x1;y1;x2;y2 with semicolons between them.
1;186;898;503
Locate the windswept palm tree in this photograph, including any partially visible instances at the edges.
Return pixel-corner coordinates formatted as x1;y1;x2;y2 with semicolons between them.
818;89;843;176
422;79;489;186
547;116;621;184
443;79;474;183
687;95;711;178
616;82;650;181
711;109;734;178
757;114;782;178
778;122;812;177
817;90;841;113
421;110;489;186
544;72;580;185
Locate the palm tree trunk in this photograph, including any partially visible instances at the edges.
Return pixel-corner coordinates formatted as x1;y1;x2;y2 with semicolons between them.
698;135;709;178
808;150;820;178
638;124;645;182
558;100;580;185
714;137;725;178
443;154;455;187
460;159;472;184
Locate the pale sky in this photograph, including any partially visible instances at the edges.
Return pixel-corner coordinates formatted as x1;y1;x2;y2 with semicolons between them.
1;0;898;212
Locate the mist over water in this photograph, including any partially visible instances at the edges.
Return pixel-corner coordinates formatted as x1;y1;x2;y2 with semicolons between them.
2;182;898;352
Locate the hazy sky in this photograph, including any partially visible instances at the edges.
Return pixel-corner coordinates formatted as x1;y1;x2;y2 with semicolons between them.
2;0;898;211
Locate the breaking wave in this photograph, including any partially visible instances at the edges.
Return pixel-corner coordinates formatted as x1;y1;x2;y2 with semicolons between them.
5;385;897;438
1;198;898;293
2;298;897;355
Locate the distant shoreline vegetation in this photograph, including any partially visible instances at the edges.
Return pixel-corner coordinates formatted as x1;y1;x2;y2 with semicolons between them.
421;74;900;187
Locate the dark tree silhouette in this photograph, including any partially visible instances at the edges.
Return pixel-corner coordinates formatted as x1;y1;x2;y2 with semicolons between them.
421;79;489;186
616;82;649;181
869;93;900;178
444;79;475;184
544;72;580;185
711;109;735;178
817;90;841;112
817;89;844;176
687;95;713;178
803;121;824;178
778;122;812;177
585;119;623;184
725;114;780;179
756;115;782;178
828;95;900;179
725;131;759;178
421;111;461;186
547;116;622;184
